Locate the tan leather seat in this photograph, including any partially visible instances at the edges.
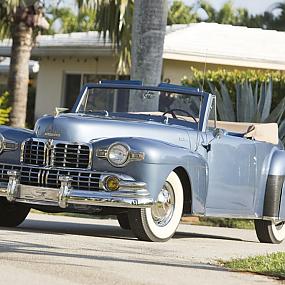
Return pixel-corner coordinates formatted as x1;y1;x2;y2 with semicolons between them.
209;120;279;145
243;123;279;145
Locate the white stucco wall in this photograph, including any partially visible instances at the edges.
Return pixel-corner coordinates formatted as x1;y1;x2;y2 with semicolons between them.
0;74;7;85
162;59;251;84
35;56;116;118
35;56;256;119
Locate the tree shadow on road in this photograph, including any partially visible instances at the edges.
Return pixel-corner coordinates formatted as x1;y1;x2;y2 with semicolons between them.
20;219;137;241
0;236;231;273
174;231;250;242
0;218;255;243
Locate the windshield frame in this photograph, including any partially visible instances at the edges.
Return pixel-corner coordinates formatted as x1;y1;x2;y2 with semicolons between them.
72;82;211;131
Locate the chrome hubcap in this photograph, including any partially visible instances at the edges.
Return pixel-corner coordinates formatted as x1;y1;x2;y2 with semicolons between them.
151;182;175;227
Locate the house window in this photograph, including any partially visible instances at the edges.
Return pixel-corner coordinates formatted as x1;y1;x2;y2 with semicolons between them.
64;74;81;110
63;73;129;111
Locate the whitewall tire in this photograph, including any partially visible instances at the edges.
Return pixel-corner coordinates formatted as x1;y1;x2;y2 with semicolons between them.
128;171;184;242
254;219;285;244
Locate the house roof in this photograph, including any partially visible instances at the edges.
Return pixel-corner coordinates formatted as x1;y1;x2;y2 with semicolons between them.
0;31;113;58
0;57;39;73
0;23;285;70
164;23;285;70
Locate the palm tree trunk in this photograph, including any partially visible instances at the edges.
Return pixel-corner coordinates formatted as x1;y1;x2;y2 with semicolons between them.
128;0;168;111
8;22;33;128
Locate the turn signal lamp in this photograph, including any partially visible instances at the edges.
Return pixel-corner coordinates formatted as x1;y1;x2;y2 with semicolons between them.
105;176;120;191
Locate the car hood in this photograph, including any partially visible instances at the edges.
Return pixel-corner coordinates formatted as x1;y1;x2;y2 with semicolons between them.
34;113;191;148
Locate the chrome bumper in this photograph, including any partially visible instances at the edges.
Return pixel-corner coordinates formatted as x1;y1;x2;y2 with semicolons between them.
0;170;153;209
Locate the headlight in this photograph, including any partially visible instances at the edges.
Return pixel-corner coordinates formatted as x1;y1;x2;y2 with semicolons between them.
96;142;144;167
107;143;129;166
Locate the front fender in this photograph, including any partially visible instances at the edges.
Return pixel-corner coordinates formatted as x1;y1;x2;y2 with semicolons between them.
92;137;208;214
93;137;189;164
0;126;33;164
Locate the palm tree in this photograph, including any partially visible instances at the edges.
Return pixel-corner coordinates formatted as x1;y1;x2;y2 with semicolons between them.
1;0;168;127
92;0;133;75
0;1;49;128
89;0;168;110
129;0;168;111
46;7;96;34
265;2;285;31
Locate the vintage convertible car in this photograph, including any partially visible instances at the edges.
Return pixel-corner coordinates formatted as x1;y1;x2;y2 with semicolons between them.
0;80;285;243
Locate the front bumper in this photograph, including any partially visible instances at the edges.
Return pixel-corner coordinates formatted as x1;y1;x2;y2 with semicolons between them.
0;170;153;209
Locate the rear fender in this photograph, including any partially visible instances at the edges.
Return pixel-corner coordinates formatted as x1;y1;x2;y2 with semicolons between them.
263;150;285;219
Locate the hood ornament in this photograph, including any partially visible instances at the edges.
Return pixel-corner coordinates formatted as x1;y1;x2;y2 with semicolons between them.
55;107;69;116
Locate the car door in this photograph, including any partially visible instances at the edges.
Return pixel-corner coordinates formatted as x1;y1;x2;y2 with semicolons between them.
205;133;257;216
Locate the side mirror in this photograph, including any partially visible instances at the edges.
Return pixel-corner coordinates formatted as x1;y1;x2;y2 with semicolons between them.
54;107;69;116
213;128;224;139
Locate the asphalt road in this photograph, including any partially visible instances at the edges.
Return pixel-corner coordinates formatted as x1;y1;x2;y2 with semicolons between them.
0;213;284;285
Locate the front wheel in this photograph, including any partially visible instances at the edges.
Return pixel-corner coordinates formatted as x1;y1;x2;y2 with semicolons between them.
117;212;131;230
128;171;184;242
254;219;285;244
0;198;30;227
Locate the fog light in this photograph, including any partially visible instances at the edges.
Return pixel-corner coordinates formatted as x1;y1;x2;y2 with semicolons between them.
104;176;120;191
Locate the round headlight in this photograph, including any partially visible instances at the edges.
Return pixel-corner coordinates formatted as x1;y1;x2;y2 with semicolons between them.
107;143;129;166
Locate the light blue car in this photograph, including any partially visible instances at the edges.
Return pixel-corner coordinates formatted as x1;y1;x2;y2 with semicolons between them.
0;80;284;243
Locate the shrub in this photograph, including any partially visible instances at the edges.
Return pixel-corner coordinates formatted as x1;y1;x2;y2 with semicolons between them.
0;91;11;125
182;68;285;144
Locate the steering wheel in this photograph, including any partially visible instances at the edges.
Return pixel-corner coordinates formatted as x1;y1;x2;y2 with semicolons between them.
162;108;198;123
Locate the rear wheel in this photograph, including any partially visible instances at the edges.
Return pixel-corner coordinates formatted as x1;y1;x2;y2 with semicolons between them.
0;198;30;227
128;171;184;242
117;212;131;230
254;219;285;244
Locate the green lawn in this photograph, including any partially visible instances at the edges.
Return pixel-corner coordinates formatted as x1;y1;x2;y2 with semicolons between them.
222;252;285;279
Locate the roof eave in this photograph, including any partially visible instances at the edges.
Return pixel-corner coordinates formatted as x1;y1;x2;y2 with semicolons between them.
0;46;115;59
163;52;285;71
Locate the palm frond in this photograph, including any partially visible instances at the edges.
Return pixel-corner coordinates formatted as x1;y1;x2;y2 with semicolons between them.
81;0;133;74
0;0;20;38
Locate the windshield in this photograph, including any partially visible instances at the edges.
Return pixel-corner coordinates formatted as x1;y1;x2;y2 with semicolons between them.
76;87;202;126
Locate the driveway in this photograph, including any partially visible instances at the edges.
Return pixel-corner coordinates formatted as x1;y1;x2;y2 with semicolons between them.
0;213;284;285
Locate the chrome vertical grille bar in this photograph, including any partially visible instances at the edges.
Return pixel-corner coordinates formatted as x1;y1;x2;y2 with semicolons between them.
21;139;92;169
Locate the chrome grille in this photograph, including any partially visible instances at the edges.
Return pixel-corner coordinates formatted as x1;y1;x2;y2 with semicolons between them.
53;143;90;168
0;164;101;191
22;140;45;166
0;164;20;182
21;139;92;169
45;169;100;190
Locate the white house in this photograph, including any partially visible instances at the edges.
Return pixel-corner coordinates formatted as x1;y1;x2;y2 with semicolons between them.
1;23;285;119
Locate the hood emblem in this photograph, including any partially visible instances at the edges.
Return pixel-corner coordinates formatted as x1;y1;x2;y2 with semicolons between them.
44;125;61;138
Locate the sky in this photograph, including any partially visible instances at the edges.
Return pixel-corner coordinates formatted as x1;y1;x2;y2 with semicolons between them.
47;0;282;15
